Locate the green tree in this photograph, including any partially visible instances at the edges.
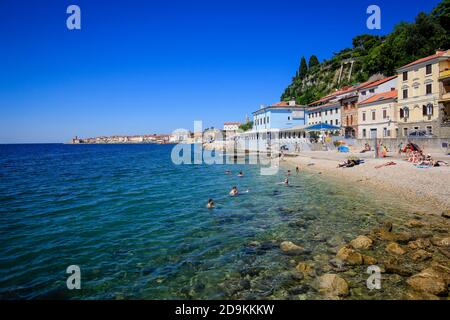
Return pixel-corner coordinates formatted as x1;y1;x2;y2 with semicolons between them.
308;55;320;69
239;121;253;132
298;56;308;79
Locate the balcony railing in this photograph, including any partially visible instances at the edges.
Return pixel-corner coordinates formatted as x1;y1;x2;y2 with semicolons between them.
440;69;450;80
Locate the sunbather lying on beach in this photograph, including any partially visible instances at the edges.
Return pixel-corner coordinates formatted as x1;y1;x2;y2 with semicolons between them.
375;161;397;169
337;159;363;168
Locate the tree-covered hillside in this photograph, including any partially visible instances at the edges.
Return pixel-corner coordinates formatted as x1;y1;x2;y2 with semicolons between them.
281;0;450;105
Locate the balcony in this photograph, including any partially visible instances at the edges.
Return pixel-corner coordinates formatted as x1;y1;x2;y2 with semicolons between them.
440;69;450;80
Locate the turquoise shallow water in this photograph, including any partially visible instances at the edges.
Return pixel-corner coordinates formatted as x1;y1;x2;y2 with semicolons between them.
0;144;431;299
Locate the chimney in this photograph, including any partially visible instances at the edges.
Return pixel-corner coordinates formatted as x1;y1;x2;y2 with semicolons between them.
288;100;296;107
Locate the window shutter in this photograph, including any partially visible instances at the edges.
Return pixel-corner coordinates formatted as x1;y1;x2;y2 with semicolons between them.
400;108;404;118
423;105;427;116
429;104;434;115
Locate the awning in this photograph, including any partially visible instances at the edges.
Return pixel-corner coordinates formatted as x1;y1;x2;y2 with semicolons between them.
304;123;341;131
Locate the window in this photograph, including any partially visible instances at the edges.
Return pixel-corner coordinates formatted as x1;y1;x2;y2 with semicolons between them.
350;115;353;125
423;104;433;116
362;113;366;121
426;64;432;75
404;107;409;118
403;71;408;81
383;109;387;119
330;120;333;125
403;128;408;137
426;84;432;95
336;119;339;125
267;116;270;124
335;108;338;114
288;116;291;121
426;126;433;135
396;128;399;137
369;89;375;93
346;116;349;126
362;129;367;138
330;109;333;115
383;127;387;137
325;120;328;124
403;89;408;99
372;111;376;121
361;91;366;96
325;110;328;116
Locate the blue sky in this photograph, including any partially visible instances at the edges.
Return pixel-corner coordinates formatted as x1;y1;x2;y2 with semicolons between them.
0;0;442;143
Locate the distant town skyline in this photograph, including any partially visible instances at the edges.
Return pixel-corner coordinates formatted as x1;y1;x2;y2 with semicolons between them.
0;0;442;143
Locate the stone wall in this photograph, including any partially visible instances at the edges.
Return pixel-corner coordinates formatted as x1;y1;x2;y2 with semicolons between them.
353;137;450;154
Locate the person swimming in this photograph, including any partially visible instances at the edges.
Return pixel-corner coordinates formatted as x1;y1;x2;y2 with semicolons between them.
207;199;215;209
225;170;232;175
284;177;289;185
229;186;239;196
287;170;291;176
237;171;244;177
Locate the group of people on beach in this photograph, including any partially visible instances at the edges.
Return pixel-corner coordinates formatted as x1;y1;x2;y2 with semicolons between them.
207;167;301;209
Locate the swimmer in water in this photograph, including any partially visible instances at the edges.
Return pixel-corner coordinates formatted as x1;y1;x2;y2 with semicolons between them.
237;171;244;177
207;199;215;209
225;170;232;175
229;186;239;196
287;170;291;176
284;178;289;185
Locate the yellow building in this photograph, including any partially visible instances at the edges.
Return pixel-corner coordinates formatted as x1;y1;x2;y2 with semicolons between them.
396;50;450;138
438;57;450;138
358;90;398;139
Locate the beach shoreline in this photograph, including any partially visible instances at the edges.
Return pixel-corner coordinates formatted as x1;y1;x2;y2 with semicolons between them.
282;150;450;216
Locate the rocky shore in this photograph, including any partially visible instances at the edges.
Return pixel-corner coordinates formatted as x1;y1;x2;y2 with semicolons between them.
218;210;450;300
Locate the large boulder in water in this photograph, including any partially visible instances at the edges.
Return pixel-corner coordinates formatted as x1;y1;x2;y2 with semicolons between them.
385;242;407;255
317;274;349;299
350;235;374;250
280;241;304;255
406;265;449;296
336;245;363;265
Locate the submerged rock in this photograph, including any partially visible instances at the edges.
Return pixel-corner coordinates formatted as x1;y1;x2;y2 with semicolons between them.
295;262;315;277
382;221;393;232
328;258;349;272
431;236;450;248
362;255;378;265
317;274;349;298
406;267;448;296
409;249;433;262
404;290;440;300
441;210;450;219
350;235;374;250
280;241;305;256
288;284;311;295
336;245;363;265
407;238;432;250
405;219;427;228
386;242;407;255
383;257;414;277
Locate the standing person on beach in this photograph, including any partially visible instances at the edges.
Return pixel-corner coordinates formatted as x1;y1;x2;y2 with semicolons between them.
398;142;403;156
296;166;300;174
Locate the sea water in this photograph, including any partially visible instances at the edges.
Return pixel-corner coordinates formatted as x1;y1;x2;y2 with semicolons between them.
0;144;434;299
